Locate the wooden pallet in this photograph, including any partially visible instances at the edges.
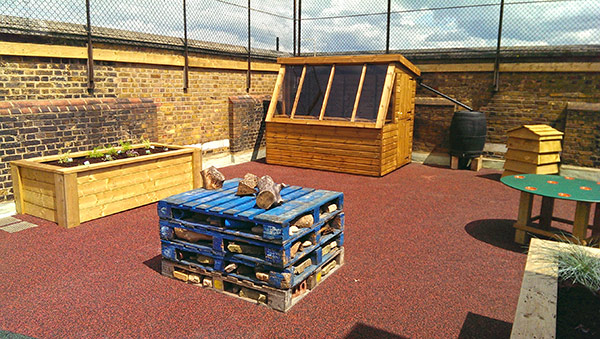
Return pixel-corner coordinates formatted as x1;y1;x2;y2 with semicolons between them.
157;179;344;242
161;247;345;312
161;232;343;289
159;213;344;268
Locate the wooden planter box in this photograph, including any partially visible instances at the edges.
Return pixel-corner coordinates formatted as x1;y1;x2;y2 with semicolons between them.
511;238;600;338
10;143;202;228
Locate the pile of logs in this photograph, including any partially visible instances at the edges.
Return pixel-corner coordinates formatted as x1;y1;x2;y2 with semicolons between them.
202;167;287;210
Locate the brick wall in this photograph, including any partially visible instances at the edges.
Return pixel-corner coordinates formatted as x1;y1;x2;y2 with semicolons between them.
562;103;600;168
228;95;269;153
413;98;456;153
0;52;277;147
0;97;158;200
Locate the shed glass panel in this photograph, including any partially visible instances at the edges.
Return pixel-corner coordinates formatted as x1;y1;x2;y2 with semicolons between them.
324;65;362;120
294;65;331;118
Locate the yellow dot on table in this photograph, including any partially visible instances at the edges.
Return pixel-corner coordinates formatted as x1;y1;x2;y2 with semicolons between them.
580;186;591;191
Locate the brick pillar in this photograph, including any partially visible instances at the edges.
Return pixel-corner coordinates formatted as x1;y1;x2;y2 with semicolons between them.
228;95;270;153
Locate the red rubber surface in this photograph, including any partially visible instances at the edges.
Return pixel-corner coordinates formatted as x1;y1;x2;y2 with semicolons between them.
0;162;584;338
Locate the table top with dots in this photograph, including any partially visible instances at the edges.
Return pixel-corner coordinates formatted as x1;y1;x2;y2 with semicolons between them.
501;174;600;203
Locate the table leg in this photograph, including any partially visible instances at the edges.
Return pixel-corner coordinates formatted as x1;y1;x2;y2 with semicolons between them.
591;203;600;246
539;196;555;230
515;191;534;245
572;201;591;245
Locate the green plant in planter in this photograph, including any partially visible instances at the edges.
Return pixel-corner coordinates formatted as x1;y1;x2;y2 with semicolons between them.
538;237;600;295
126;149;140;157
141;138;153;154
104;144;118;158
118;140;132;153
88;147;104;159
58;150;73;164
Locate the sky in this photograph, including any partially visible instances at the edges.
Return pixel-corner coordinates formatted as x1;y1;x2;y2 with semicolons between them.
2;0;599;53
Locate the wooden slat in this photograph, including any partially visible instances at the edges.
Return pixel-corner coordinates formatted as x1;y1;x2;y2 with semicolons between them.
503;160;559;174
270;117;377;129
351;64;367;122
266;66;286;122
54;172;80;228
192;148;203;189
268;122;380;139
506;138;562;153
79;182;192;222
290;65;307;119
267;137;380;158
278;54;421;77
375;65;396;128
0;41;279;72
267;147;381;166
319;65;336;120
78;162;192;196
21;178;56;196
22;189;55;210
20;167;55;184
77;155;191;184
266;156;380;176
22;201;56;222
78;170;192;210
10;165;24;214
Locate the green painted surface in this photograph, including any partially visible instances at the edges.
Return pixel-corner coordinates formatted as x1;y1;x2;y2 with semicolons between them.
501;174;600;203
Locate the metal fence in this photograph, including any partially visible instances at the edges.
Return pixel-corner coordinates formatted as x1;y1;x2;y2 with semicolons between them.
1;0;598;56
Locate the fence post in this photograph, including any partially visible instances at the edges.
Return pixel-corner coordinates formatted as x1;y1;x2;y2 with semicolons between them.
298;0;301;55
246;0;251;93
386;0;391;54
293;0;296;56
85;0;95;94
183;0;189;92
493;0;505;92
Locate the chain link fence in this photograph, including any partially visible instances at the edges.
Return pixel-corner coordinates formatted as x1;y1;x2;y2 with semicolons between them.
0;0;598;55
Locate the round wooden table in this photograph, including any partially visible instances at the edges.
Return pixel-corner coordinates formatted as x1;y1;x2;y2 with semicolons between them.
501;174;600;246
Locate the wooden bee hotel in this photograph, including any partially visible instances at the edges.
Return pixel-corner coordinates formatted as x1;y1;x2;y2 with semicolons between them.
265;54;421;176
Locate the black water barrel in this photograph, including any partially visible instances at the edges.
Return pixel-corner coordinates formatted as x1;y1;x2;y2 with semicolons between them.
449;110;487;158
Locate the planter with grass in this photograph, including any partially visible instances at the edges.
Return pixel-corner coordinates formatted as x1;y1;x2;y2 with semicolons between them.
511;238;600;338
10;143;202;228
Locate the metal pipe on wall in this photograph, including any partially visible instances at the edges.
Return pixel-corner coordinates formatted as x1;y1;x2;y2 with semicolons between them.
298;0;301;55
293;0;296;56
386;0;391;54
85;0;95;94
246;0;251;92
183;0;189;92
493;0;505;92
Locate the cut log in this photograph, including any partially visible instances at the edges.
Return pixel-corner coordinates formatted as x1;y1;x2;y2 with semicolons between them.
322;260;337;276
236;173;259;196
224;263;237;273
201;277;212;287
174;228;212;243
256;175;285;209
322;241;337;255
250;225;263;234
227;242;263;256
292;214;314;228
255;272;269;281
239;288;267;303
301;240;312;250
188;274;201;284
290;241;301;258
319;226;334;236
289;226;299;235
330;215;342;229
201;166;225;190
294;258;312;274
195;255;215;265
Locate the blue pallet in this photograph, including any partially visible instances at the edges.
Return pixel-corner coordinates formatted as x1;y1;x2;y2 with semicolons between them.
159;213;344;269
157;179;344;242
161;234;344;289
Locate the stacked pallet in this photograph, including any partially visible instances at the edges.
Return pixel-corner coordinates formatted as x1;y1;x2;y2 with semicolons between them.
157;179;345;312
503;124;563;177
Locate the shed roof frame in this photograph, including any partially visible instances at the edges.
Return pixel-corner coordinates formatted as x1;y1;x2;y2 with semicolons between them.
266;54;420;129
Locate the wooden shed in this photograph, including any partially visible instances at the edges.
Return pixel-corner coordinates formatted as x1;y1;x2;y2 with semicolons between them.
265;54;421;176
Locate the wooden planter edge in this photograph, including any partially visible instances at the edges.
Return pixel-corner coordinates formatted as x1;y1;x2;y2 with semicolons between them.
510;238;600;338
10;143;202;228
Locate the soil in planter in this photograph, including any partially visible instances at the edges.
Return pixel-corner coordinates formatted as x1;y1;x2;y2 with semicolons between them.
46;147;171;168
556;280;600;338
